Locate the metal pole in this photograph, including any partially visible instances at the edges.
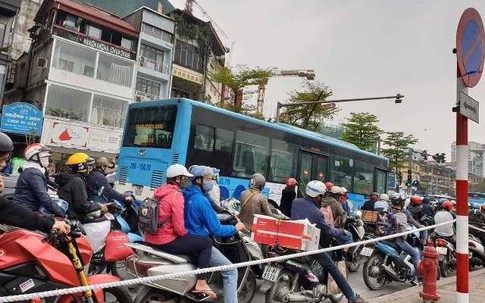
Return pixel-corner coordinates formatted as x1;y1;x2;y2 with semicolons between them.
275;102;281;123
408;148;413;196
456;73;469;303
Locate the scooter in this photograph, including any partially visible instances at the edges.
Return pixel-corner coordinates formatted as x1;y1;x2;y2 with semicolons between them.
344;211;366;272
469;234;485;271
0;222;132;303
127;210;259;303
434;237;456;278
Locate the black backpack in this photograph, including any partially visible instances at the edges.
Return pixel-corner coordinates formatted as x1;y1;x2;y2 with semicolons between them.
138;197;170;235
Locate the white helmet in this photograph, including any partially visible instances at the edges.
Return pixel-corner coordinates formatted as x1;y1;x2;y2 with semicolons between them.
305;180;326;198
166;164;193;178
24;143;51;161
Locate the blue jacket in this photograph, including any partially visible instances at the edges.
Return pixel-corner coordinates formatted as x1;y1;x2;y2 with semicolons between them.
86;169;125;202
291;197;344;238
14;162;64;217
183;184;236;238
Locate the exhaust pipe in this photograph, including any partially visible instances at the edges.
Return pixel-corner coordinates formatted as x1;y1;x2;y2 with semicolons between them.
282;292;317;302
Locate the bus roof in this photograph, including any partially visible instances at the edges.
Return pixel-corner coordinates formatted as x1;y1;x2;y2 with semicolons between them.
129;98;389;162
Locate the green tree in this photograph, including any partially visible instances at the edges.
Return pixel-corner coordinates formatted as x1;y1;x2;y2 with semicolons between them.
381;131;418;188
341;112;383;152
279;81;339;131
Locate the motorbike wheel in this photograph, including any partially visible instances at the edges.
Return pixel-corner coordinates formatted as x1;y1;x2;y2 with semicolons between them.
238;269;256;303
265;270;294;303
329;293;344;303
111;261;132;281
103;286;132;303
346;260;361;273
439;259;448;278
135;288;172;303
363;254;386;290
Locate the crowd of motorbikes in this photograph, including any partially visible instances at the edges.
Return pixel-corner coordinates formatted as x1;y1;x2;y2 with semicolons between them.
1;194;485;303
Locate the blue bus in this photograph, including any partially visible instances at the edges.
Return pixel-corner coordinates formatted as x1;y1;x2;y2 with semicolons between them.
115;98;389;209
468;192;485;209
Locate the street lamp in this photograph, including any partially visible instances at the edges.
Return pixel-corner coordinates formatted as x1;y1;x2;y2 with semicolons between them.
275;93;404;122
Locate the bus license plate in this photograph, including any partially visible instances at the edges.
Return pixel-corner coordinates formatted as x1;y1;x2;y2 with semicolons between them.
436;246;447;255
262;265;281;283
360;247;373;257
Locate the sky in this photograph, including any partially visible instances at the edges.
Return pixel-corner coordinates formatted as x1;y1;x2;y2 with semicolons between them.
170;0;485;158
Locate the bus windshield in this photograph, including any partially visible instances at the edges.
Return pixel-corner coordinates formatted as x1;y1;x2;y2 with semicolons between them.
122;105;177;148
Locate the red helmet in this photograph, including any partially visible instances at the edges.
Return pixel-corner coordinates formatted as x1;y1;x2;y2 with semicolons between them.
325;182;333;191
480;204;485;212
286;178;297;187
442;200;453;211
411;196;423;205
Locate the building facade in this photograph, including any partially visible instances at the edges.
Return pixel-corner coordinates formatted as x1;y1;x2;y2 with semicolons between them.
451;140;485;178
0;0;21;101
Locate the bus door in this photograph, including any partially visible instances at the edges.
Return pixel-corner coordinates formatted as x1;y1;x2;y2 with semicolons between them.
298;151;329;196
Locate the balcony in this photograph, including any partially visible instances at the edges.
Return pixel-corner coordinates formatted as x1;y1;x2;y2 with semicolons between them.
135;91;158;102
53;25;136;60
141;23;172;44
138;56;169;74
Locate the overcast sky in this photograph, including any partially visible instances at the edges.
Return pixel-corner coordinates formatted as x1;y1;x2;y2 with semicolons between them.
171;0;485;158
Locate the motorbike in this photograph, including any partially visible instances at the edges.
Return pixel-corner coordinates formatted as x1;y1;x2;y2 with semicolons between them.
127;210;259;303
0;222;132;303
344;211;366;272
261;245;344;303
361;226;424;290
434;237;456;278
469;234;485;271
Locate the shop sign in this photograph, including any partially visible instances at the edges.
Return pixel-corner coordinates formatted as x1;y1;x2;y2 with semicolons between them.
1;102;43;135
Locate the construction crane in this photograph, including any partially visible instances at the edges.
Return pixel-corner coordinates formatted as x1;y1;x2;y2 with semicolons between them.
256;69;316;114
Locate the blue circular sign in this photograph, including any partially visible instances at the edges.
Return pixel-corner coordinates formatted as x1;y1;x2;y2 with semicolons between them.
457;8;485;88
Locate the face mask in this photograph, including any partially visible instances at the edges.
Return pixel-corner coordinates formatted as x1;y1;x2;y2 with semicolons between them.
40;157;50;168
178;178;191;189
202;179;214;192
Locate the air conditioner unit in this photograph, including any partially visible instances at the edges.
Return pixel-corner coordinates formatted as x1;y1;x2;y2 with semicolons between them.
37;57;47;68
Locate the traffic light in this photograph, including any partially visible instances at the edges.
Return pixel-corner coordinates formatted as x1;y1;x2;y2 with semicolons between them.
420;150;428;160
397;170;403;184
439;153;446;163
406;169;412;187
432;153;446;163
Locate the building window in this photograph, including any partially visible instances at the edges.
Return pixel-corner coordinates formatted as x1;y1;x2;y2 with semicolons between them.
86;25;101;39
141;23;173;43
97;54;133;87
174;40;202;72
53;40;96;77
136;78;161;96
45;85;91;121
91;94;128;128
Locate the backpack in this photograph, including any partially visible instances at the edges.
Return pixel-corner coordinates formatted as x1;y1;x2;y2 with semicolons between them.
321;205;335;227
138;197;170;235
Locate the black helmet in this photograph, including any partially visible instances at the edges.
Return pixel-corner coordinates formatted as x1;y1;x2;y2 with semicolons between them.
0;132;14;153
390;193;404;208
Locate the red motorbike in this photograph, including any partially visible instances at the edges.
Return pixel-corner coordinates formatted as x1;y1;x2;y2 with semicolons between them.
0;223;132;303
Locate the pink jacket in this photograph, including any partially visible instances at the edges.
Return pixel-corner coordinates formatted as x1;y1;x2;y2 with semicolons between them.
144;183;188;245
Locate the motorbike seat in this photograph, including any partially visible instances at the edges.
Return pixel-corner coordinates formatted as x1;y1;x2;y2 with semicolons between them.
381;240;399;250
124;242;192;264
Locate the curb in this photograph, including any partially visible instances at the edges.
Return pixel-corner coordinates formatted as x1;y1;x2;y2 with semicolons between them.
371;268;485;303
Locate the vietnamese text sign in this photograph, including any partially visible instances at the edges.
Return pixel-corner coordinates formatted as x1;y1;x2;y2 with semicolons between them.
1;102;43;135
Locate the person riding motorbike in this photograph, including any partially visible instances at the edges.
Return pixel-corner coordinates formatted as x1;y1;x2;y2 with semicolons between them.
408;196;429;241
431;200;455;244
203;166;225;213
339;187;352;215
86;157;132;204
56;153;110;253
321;185;347;228
144;164;216;299
0;132;69;234
421;197;435;217
361;192;379;211
280;177;297;217
238;173;287;229
183;165;245;303
14;143;66;217
291;180;367;303
374;193;390;212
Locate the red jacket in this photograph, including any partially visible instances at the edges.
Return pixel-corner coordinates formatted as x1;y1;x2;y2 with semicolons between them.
144;183;188;245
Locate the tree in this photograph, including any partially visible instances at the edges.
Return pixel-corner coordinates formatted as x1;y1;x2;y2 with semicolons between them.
279;81;339;131
380;131;418;188
341;112;383;152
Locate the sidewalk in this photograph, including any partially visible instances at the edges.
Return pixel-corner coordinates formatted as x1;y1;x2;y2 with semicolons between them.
372;269;485;303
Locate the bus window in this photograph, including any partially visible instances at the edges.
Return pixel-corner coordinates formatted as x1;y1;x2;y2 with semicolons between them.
270;139;297;182
330;156;353;191
123;105;176;148
194;124;214;151
354;160;374;195
215;128;234;152
375;168;387;194
232;131;269;178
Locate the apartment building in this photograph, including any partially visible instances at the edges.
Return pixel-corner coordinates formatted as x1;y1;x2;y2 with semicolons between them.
451;141;485;178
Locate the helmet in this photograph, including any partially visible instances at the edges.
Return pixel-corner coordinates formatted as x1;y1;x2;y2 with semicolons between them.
325;182;333;191
287;178;297;187
24;143;51;160
306;180;326;198
66;153;93;173
189;165;214;178
379;193;390;201
329;186;342;194
480;204;485;212
411;196;423;205
0;132;14;153
250;173;266;191
442;200;453;211
340;187;348;194
370;192;379;197
166;164;193;178
390;193;404;208
95;157;110;168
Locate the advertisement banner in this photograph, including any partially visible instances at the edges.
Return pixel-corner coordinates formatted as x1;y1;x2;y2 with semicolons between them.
1;102;43;135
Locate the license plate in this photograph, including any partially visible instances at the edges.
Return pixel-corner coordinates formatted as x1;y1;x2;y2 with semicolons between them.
360;247;373;257
262;265;281;282
436;246;447;255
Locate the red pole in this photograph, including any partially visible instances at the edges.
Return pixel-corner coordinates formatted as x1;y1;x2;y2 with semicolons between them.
456;75;469;303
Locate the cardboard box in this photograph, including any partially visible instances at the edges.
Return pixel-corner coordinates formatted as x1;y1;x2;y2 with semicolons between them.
251;215;320;251
361;210;379;223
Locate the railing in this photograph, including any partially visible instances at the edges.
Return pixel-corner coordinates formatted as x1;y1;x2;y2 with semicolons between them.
138;56;169;74
53;25;136;60
141;23;172;43
134;91;158;102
